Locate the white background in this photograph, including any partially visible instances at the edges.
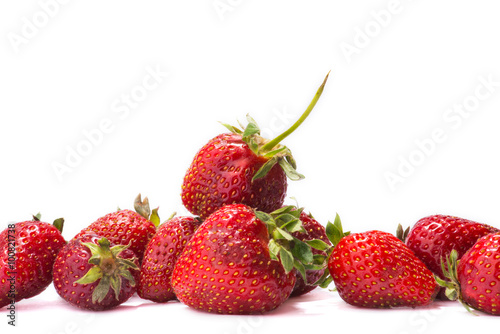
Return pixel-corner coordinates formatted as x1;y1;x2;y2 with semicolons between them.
2;0;500;333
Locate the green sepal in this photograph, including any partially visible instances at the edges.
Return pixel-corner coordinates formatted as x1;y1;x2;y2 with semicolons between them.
52;218;65;233
242;114;261;139
325;213;348;246
268;239;281;258
117;258;140;271
93;275;111;304
275;213;304;233
278;158;305;181
75;266;103;285
252;156;279;182
396;224;410;242
313;268;334;288
293;259;307;282
32;213;42;221
273;227;294;241
262;146;288;159
291;238;314;264
306;239;331;251
150;207;161;228
219;122;242;134
279;247;294;274
109;275;121;301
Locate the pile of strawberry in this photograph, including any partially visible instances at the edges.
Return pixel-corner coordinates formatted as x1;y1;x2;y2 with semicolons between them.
2;73;500;316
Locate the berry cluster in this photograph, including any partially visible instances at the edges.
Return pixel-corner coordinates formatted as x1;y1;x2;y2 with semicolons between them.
2;73;500;316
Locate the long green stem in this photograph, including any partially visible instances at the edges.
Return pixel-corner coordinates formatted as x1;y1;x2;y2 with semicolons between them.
260;71;330;153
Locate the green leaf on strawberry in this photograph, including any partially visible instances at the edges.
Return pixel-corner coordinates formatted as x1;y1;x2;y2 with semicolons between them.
76;237;139;304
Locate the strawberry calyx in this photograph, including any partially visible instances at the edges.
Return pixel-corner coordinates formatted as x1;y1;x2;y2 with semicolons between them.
134;194;160;227
255;205;330;281
31;213;65;233
395;224;410;242
76;237;139;303
220;71;330;182
312;213;350;288
435;250;478;315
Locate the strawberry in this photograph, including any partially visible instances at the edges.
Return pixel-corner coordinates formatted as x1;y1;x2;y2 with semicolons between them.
53;234;139;311
73;194;159;262
437;234;500;315
327;220;438;308
0;215;66;308
171;204;319;314
290;210;331;297
138;215;202;302
402;214;498;299
181;73;329;220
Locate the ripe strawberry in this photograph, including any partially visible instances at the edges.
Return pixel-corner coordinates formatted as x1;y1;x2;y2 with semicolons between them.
290;210;331;297
73;194;159;262
53;234;139;311
171;204;319;314
138;215;202;302
437;233;500;315
328;227;438;308
403;214;498;299
0;215;66;308
181;73;329;220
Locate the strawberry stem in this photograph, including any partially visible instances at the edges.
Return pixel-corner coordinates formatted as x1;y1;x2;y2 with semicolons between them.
260;71;330;153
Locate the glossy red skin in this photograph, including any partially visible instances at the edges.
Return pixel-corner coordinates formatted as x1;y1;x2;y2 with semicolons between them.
181;133;287;220
405;215;498;299
171;204;296;314
73;209;156;263
138;216;202;302
328;230;437;308
290;211;331;297
0;221;66;308
457;233;500;315
53;234;139;311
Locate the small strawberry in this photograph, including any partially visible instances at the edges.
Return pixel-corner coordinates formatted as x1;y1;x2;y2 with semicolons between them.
437;234;500;315
290;210;331;297
402;214;498;299
0;215;66;308
327;219;438;308
73;194;159;262
53;234;139;311
181;73;329;220
138;215;202;302
171;204;319;314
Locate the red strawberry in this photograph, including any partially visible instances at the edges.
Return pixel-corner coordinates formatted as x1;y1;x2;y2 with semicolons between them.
181;73;329;220
437;233;500;315
53;234;139;311
328;227;438;308
138;215;202;302
171;204;318;314
1;215;66;308
403;215;498;299
73;194;158;262
290;210;331;297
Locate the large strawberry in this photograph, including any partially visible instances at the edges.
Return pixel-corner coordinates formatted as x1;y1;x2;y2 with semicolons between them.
402;214;498;299
0;215;66;308
53;234;139;311
437;233;500;315
73;194;159;262
290;209;331;297
138;215;202;302
327;222;438;308
171;204;319;314
181;73;329;220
